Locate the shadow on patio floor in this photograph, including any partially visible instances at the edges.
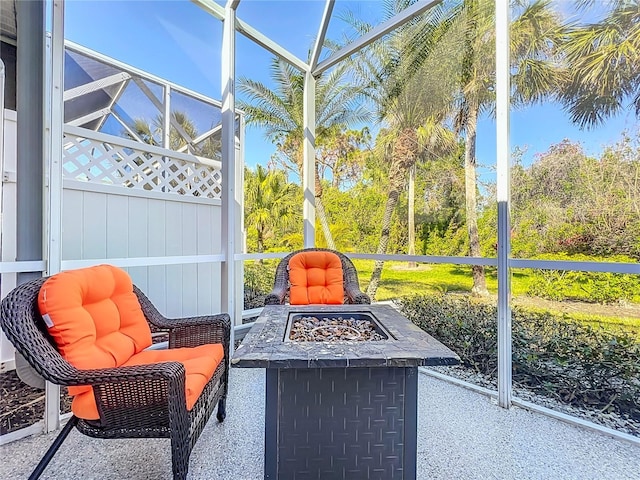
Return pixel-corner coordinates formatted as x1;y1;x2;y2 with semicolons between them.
1;368;638;479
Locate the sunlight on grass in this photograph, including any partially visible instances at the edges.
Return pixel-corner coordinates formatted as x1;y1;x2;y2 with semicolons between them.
352;259;640;335
352;259;532;300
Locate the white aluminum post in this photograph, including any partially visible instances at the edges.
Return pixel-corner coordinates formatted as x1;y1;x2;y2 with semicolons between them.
44;0;65;431
163;85;171;192
221;4;239;339
496;0;512;408
0;59;5;260
310;0;335;72
163;85;171;149
234;116;244;328
44;1;65;278
302;71;316;248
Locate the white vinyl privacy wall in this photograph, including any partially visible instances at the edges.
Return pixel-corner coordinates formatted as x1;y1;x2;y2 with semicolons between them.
1;114;226;366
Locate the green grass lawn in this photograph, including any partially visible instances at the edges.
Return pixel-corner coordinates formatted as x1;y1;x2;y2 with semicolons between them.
351;259;532;299
244;257;640;334
352;259;640;335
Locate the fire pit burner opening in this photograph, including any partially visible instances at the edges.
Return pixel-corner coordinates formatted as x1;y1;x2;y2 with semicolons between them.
286;312;390;342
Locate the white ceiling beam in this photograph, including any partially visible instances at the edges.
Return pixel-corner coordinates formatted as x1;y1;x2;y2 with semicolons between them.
63;72;131;101
313;0;443;76
176;124;222;153
193;0;308;72
66;40;222;107
132;77;195;147
96;78;130;131
111;111;144;143
191;0;225;21
67;107;111;127
310;0;334;72
235;17;309;72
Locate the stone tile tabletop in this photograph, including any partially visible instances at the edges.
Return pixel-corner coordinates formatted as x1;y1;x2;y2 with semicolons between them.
232;304;460;369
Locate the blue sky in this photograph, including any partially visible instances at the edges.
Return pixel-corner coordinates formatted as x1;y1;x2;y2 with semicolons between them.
64;0;637;183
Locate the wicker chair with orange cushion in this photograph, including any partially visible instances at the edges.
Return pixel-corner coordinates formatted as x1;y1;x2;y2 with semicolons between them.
264;248;371;305
0;265;230;480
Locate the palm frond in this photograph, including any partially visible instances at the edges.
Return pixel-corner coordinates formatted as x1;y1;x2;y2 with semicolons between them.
559;1;640;127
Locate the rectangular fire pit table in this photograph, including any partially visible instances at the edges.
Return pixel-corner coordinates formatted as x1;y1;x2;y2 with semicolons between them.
232;304;459;480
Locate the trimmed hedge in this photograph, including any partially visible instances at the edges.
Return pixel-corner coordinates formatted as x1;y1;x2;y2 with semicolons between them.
525;253;640;304
397;294;640;424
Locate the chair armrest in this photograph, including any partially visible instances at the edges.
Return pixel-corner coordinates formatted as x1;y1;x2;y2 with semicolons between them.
166;315;231;349
344;282;371;304
72;363;189;425
264;284;287;305
48;360;186;387
133;285;230;348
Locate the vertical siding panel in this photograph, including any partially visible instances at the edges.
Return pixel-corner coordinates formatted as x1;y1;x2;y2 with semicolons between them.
62;189;83;261
60;185;222;317
181;203;197;316
165;201;183;317
106;194;128;259
196;204;213;314
127;196;148;293
147;199;167;314
211;206;222;312
81;191;107;260
211;207;222;254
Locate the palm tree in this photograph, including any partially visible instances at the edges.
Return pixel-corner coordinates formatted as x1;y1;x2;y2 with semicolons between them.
244;165;300;255
446;0;565;295
130;111;199;152
560;0;640;128
237;57;369;249
345;0;458;298
129;111;221;159
349;0;565;298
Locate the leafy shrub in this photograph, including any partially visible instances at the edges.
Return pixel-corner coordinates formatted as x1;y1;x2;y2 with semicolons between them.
243;261;277;309
526;253;640;304
397;294;640;424
398;294;499;373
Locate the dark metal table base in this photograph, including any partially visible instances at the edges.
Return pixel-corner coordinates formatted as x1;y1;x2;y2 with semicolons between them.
265;367;418;480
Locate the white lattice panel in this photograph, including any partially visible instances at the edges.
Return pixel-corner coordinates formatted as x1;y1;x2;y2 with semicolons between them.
62;130;222;199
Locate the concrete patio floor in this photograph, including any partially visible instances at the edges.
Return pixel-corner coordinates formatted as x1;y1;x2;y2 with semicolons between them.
1;367;639;479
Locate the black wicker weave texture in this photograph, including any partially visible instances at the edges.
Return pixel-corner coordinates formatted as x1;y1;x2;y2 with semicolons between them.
0;278;230;480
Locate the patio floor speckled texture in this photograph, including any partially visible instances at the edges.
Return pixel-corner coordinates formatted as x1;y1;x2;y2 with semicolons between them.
1;368;638;480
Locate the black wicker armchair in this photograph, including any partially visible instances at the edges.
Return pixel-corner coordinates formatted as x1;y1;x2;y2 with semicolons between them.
264;248;371;305
0;276;230;480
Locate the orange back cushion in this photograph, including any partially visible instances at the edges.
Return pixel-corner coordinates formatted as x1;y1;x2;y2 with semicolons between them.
38;265;152;396
288;251;344;305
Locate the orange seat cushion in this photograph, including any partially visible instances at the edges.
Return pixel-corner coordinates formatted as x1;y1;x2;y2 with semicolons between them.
288;251;344;305
38;265;225;420
71;344;225;420
38;265;152;396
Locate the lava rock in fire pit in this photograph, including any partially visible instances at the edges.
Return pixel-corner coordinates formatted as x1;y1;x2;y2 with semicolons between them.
289;316;386;342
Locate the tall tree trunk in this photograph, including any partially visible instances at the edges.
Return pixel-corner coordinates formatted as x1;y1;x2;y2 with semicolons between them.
366;189;401;299
367;128;417;300
315;199;335;249
257;228;265;264
315;167;336;249
407;164;417;268
464;104;489;296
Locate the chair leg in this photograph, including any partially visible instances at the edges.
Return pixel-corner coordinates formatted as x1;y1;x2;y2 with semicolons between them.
28;415;79;480
216;397;226;423
170;425;190;480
